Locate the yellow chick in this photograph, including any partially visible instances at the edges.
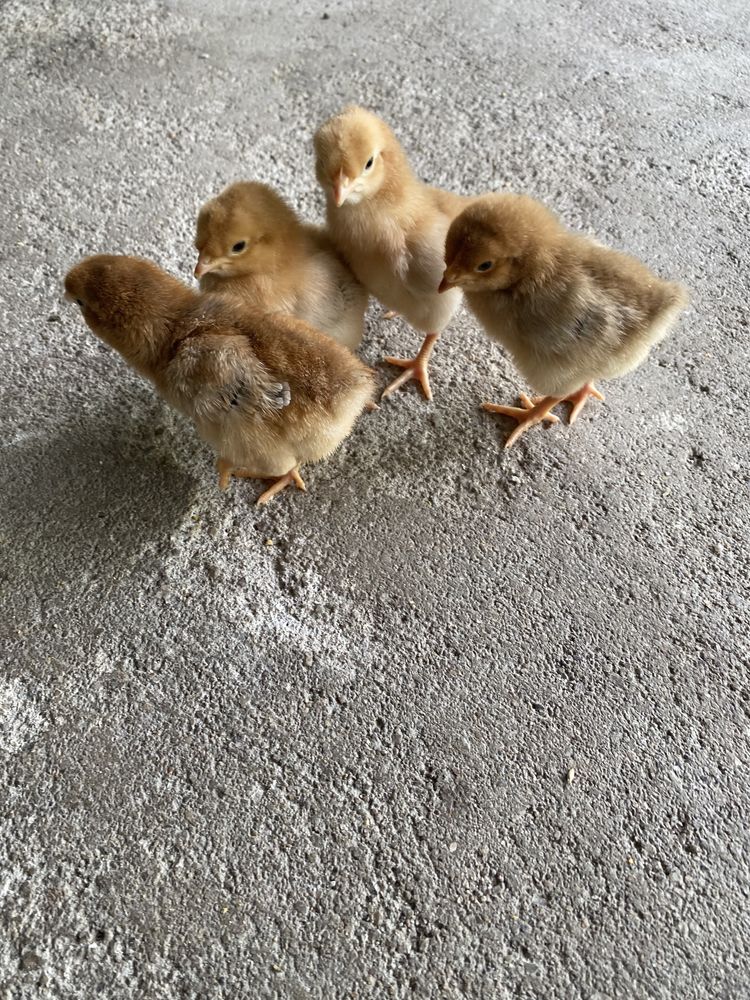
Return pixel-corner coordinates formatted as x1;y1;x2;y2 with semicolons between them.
441;194;689;448
314;106;470;400
64;255;375;505
194;181;368;352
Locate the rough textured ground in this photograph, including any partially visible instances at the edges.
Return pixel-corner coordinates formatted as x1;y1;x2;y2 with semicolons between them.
1;1;749;997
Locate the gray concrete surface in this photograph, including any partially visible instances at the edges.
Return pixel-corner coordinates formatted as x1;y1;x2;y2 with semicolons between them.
1;0;749;997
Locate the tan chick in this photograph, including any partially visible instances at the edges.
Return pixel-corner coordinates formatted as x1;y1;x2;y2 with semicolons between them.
194;181;367;352
440;193;689;448
64;255;375;505
314;106;470;401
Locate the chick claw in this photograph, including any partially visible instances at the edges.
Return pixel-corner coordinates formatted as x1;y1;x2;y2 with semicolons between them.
482;393;561;449
256;469;306;507
566;383;605;424
216;458;306;506
382;333;438;402
521;384;605;424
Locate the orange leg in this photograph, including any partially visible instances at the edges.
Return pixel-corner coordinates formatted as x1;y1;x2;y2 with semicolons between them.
482;393;562;449
216;458;306;506
566;383;605;424
521;383;605;424
255;469;306;507
526;382;604;424
217;457;234;491
483;382;605;448
382;332;438;402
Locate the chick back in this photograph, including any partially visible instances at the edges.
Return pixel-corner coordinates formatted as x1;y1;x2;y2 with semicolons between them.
469;238;688;398
162;296;374;476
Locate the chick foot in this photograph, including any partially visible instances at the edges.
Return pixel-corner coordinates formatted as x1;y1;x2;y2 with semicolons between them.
482;393;561;449
566;383;605;424
505;384;605;428
217;458;306;506
256;468;306;507
217;457;235;491
382;333;438;401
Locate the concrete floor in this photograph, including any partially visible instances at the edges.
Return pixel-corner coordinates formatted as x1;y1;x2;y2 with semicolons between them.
2;0;749;997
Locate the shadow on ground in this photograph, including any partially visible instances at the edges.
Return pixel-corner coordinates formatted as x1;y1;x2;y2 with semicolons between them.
1;410;197;618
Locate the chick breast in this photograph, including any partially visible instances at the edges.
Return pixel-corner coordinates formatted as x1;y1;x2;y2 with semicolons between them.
297;247;368;352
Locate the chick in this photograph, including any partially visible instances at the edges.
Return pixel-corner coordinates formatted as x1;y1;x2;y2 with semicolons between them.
194;181;367;352
314;106;469;401
440;194;689;448
64;255;375;505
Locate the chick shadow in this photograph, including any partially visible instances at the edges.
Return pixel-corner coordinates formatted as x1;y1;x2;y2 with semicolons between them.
1;408;197;609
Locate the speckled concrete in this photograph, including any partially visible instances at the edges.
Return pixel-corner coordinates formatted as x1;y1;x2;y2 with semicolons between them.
1;1;749;997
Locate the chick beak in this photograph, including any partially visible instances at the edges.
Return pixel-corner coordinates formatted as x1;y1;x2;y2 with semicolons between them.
438;272;454;294
333;171;351;208
194;255;212;279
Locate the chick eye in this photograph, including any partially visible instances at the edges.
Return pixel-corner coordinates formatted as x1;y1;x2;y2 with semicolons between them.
231;241;247;254
76;299;83;307
476;261;493;272
363;156;374;173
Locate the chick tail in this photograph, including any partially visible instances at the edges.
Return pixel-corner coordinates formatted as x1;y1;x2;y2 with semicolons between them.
381;332;439;401
670;282;691;311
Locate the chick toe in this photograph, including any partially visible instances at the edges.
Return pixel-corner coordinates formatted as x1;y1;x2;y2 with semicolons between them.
482;395;562;449
565;383;605;424
382;333;438;401
256;468;306;507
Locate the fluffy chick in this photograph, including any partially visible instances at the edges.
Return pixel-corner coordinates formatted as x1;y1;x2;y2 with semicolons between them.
314;106;470;401
194;181;367;352
64;255;374;504
441;194;689;448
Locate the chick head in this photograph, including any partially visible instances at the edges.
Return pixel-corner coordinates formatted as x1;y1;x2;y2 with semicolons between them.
194;182;299;280
440;194;563;294
314;106;392;208
64;255;167;353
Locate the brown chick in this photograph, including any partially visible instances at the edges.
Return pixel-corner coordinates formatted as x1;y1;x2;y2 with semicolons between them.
64;255;375;505
194;181;368;352
314;106;470;401
440;194;689;448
